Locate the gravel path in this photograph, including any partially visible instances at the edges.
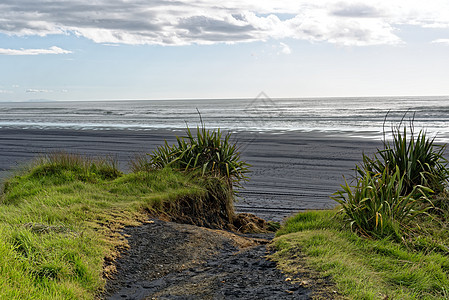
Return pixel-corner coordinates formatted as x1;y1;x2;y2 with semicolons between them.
103;219;311;300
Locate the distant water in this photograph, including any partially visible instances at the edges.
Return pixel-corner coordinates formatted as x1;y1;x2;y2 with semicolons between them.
1;96;449;141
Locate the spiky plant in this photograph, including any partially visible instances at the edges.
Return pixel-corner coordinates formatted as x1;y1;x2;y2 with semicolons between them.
148;125;250;189
358;119;448;194
333;166;432;239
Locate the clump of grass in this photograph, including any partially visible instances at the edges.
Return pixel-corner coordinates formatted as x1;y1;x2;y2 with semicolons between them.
162;174;237;228
359;118;448;194
333;166;432;239
130;124;250;227
333;118;448;238
2;152;123;205
33;152;122;182
134;125;250;189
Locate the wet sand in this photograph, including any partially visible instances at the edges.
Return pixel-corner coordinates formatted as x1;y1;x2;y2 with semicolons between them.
0;128;382;221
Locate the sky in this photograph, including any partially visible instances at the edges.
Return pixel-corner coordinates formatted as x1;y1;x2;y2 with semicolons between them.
1;0;449;102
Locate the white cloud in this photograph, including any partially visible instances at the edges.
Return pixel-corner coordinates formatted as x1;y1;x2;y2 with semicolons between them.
0;1;448;46
0;46;72;55
432;39;449;45
0;89;12;94
26;89;53;93
279;42;291;54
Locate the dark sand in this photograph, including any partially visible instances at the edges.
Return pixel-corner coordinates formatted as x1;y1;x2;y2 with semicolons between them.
0;128;382;221
104;219;312;299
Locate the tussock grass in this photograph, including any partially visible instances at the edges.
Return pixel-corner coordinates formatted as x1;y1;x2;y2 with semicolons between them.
360;120;449;194
0;153;216;299
334;120;449;239
132;125;250;188
272;210;449;299
333;166;432;239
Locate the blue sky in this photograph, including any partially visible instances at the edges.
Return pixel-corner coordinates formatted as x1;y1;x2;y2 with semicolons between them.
1;0;449;101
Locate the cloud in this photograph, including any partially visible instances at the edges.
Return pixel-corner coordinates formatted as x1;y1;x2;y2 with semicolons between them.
279;42;291;54
0;46;72;55
26;89;53;93
0;1;449;46
332;3;381;18
0;89;12;94
432;39;449;45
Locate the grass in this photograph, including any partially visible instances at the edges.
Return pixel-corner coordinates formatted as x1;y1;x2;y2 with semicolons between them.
359;120;448;195
0;153;214;299
334;120;448;239
0;125;255;299
134;124;250;188
6;121;449;299
271;209;449;299
333;166;432;239
272;121;449;299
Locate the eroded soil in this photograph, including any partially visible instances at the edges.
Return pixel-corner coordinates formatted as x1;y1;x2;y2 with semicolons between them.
103;219;310;300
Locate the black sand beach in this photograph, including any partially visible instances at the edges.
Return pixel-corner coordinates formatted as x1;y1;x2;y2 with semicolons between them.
0;128;381;221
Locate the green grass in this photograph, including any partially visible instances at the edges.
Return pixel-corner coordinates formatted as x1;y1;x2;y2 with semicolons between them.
0;154;209;299
135;125;250;188
333;120;449;239
271;209;449;299
279;121;449;298
333;166;432;239
357;117;449;195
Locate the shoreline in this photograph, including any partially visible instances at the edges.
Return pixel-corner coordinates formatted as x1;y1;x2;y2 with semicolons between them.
0;128;383;221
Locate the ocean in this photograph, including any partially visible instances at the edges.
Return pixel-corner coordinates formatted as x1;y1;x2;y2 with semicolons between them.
1;95;449;141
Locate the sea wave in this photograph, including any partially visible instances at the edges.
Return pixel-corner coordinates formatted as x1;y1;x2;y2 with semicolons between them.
1;96;449;141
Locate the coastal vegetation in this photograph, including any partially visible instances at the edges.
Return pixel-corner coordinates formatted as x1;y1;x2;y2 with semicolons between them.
357;124;448;194
0;126;259;299
272;209;449;299
272;121;449;299
131;124;250;188
0;153;211;299
334;120;448;239
3;119;449;299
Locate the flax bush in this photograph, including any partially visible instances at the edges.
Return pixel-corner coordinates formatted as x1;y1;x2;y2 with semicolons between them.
142;125;250;189
333;119;448;238
333;166;432;238
358;121;448;194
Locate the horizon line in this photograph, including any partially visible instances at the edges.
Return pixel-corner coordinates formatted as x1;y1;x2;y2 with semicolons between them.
1;94;449;103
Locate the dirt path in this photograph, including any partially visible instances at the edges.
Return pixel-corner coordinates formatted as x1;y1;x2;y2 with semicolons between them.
103;219;311;299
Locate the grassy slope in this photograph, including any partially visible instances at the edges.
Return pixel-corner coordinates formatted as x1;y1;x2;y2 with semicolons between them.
271;210;449;300
0;162;204;299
